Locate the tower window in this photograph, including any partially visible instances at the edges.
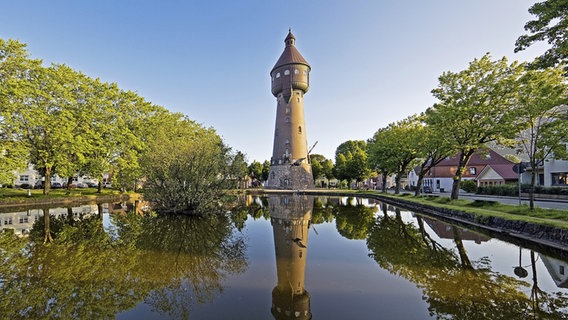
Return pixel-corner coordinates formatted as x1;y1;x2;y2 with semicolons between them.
286;107;290;114
284;70;290;76
285;117;290;123
276;72;281;78
295;69;300;74
298;126;302;133
285;139;289;144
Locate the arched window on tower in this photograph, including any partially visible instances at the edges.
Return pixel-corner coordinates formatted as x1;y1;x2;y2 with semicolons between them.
298;126;302;133
284;70;290;76
276;72;281;78
295;69;300;74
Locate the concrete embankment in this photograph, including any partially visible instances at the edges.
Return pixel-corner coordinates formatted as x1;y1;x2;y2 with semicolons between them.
252;189;568;255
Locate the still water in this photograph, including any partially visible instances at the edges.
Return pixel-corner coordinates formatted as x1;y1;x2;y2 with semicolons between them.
0;195;567;319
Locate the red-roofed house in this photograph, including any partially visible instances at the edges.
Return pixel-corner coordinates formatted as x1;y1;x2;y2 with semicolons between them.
476;164;519;187
420;149;516;192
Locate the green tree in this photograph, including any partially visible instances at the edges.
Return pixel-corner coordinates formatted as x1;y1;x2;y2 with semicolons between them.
321;158;335;185
0;39;32;184
427;54;523;200
248;160;263;186
141;116;238;214
310;155;323;181
334;140;370;188
514;66;568;209
413;115;454;196
2;63;86;194
367;128;398;192
261;160;270;182
333;153;348;188
230;151;248;189
368;116;422;194
515;0;568;72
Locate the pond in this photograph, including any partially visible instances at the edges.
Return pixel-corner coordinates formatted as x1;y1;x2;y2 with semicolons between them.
0;195;567;319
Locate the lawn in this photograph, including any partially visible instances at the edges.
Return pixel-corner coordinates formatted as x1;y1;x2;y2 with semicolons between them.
0;187;121;201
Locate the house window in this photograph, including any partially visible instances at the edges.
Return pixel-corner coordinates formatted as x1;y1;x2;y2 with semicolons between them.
19;175;29;182
470;167;476;175
19;216;28;224
551;172;568;185
560;265;565;275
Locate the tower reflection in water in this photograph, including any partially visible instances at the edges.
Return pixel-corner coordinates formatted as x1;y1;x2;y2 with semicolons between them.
269;194;313;320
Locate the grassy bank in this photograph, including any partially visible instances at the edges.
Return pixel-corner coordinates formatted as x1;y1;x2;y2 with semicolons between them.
0;187;121;200
0;188;139;209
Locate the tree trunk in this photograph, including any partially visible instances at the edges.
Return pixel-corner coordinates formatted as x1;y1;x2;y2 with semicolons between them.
451;151;474;200
415;173;425;196
43;166;52;195
394;172;402;194
66;176;73;192
529;163;537;210
381;175;387;192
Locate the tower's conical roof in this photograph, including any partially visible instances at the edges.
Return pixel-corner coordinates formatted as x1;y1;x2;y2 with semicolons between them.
271;30;310;74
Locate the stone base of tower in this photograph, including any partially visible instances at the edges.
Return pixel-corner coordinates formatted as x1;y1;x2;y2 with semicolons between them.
266;164;314;190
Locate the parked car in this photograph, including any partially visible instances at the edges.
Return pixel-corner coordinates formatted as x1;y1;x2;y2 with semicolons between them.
86;182;98;188
103;182;112;188
423;186;433;193
51;182;62;189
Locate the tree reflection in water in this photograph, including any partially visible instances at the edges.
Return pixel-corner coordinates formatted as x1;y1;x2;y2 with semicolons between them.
0;206;247;319
365;203;568;319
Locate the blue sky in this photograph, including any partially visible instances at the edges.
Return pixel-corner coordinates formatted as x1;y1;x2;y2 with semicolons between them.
0;1;548;162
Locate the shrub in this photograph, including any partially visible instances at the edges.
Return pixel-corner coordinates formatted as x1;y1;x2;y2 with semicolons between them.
460;180;478;193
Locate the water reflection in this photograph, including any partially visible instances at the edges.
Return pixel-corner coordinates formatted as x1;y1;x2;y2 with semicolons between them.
0;202;247;319
1;197;567;318
269;195;313;320
365;203;568;319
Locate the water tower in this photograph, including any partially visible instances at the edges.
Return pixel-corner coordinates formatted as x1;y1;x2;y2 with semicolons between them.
266;30;314;189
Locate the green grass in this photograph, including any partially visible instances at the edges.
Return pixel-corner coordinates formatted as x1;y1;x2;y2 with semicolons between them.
0;187;121;201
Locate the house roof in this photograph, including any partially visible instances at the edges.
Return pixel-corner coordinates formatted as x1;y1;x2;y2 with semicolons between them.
478;164;519;181
271;30;310;74
437;149;514;167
